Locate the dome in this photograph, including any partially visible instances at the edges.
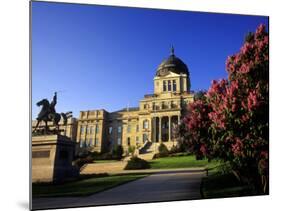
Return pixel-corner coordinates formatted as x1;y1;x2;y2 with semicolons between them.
156;46;189;76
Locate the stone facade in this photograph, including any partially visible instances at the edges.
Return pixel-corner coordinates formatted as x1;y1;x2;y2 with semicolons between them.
76;48;194;153
32;134;77;182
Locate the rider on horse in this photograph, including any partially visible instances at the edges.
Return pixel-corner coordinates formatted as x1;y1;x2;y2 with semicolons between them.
48;92;57;120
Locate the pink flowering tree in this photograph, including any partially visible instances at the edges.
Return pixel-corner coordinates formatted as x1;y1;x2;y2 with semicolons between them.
180;91;213;160
182;24;269;193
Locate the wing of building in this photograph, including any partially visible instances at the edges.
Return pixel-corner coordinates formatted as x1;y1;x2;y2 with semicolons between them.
76;47;194;153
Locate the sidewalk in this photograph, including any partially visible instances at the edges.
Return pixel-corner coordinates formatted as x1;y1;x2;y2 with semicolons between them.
108;167;207;175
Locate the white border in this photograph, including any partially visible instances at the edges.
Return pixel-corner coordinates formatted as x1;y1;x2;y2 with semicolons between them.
0;0;280;211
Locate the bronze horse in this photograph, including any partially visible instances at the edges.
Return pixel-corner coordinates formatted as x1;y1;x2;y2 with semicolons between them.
32;98;72;134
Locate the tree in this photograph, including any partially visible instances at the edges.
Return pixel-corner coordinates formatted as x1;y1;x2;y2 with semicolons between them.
182;24;269;193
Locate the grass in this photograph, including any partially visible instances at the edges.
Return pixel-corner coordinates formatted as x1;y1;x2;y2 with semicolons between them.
32;173;148;198
201;165;257;198
149;155;220;169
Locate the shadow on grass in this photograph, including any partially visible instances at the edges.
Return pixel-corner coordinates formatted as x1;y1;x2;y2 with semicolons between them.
32;173;148;198
201;164;265;199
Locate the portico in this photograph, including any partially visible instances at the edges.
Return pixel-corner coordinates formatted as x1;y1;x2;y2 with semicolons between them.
151;114;180;143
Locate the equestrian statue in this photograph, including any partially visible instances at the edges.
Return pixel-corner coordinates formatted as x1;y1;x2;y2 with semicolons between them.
32;92;73;135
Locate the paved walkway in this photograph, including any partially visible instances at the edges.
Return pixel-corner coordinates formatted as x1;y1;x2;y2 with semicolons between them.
32;168;205;210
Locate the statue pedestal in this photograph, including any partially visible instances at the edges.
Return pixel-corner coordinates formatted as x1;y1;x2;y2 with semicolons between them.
32;134;78;183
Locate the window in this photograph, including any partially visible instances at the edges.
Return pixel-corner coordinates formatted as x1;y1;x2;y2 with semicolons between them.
80;140;84;148
136;136;139;144
109;127;113;134
80;126;84;134
96;125;99;133
173;80;177;91
161;101;165;109
127;137;131;146
136;125;139;132
143;134;148;143
143;120;149;129
86;126;89;134
163;80;167;91
95;138;99;146
152;102;156;110
168;80;171;91
90;126;93;134
127;125;131;133
89;138;93;146
117;137;121;145
118;126;122;133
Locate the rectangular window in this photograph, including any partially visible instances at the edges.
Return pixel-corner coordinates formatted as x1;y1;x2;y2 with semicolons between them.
163;80;167;92
143;120;149;129
118;126;122;133
96;125;99;133
89;138;93;146
80;139;84;148
173;80;177;91
127;125;131;133
136;125;139;132
127;137;131;146
168;80;171;91
136;136;139;144
143;134;148;143
95;138;99;146
117;137;121;145
109;127;113;134
80;126;84;134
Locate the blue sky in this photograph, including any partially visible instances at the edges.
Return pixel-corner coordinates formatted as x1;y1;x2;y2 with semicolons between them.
31;1;268;119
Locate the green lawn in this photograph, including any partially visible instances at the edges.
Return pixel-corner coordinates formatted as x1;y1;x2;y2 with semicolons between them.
33;174;148;198
149;155;219;169
201;165;257;198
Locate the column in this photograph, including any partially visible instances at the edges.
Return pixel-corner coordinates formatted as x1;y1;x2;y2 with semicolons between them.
168;116;171;142
153;117;157;143
159;117;162;143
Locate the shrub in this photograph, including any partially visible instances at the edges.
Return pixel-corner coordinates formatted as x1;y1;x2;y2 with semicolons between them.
169;145;181;154
73;155;94;169
158;143;169;157
124;156;150;170
112;145;124;160
128;146;136;154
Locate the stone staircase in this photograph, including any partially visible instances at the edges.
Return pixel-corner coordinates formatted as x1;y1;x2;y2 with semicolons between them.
138;141;157;160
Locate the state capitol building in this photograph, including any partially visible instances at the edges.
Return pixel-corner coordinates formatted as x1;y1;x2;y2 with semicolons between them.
33;47;194;153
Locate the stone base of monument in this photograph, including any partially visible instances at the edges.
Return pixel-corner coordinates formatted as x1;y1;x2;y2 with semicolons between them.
32;134;78;183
